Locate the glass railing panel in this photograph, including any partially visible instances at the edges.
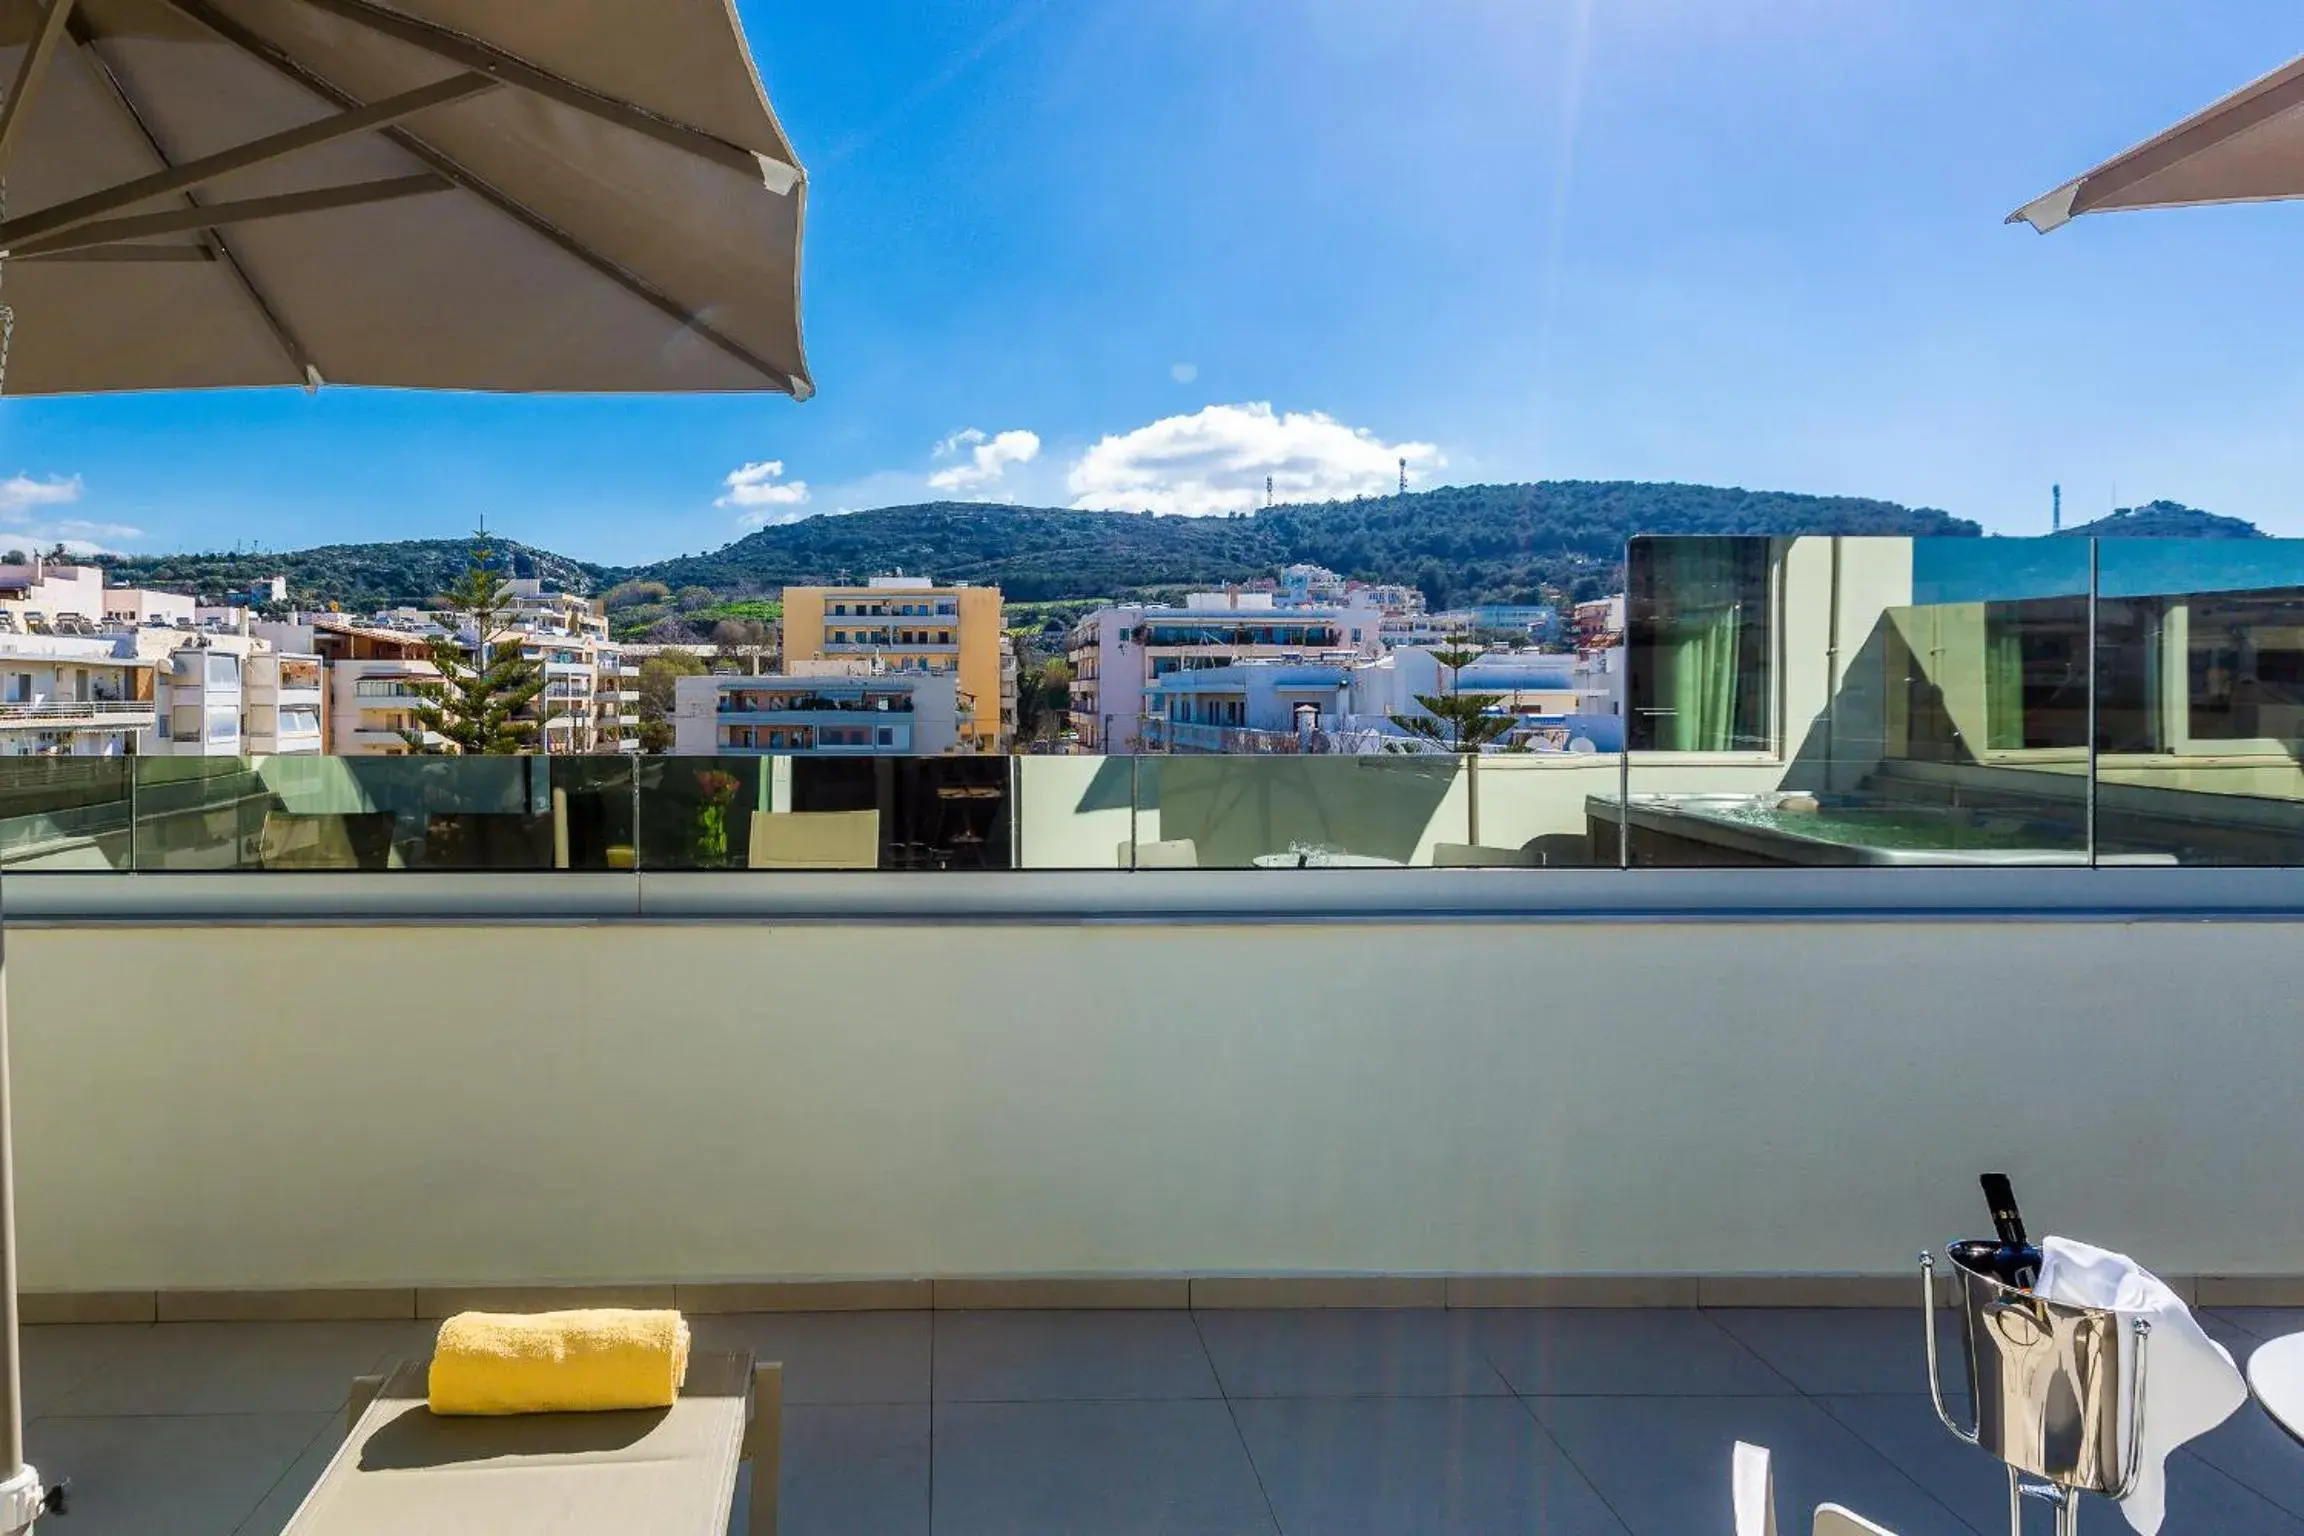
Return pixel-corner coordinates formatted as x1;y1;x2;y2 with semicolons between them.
639;756;1015;871
1133;755;1465;869
2095;540;2304;865
0;757;133;870
1623;535;2091;866
252;755;554;871
636;757;765;871
131;757;273;870
1461;755;1625;867
1016;756;1137;869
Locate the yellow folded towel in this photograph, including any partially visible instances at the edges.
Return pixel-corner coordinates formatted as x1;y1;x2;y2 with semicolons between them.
428;1309;691;1416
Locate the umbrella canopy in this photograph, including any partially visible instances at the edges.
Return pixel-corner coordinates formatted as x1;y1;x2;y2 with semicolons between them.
0;0;810;395
2011;53;2304;233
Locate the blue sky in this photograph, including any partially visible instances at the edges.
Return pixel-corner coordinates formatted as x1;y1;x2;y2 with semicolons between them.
5;0;2304;564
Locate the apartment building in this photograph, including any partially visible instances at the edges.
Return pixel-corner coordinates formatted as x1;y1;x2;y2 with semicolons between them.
149;631;326;757
782;576;1004;752
493;580;638;752
1066;591;1384;753
254;618;445;755
672;662;962;756
0;627;158;756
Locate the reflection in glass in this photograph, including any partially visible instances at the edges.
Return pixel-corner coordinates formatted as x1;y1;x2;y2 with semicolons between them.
0;758;133;870
1627;538;1773;753
1135;756;1464;869
1622;536;2092;867
2095;541;2304;865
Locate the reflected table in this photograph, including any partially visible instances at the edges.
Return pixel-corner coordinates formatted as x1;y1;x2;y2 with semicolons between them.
2247;1335;2304;1448
1249;851;1404;869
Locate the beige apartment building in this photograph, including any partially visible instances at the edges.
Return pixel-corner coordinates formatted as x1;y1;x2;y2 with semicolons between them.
782;576;1004;751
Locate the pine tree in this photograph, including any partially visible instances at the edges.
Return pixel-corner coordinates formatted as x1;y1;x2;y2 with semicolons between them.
1388;642;1521;754
400;531;554;755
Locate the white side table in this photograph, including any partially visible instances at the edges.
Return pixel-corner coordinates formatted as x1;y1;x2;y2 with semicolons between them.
2246;1334;2304;1447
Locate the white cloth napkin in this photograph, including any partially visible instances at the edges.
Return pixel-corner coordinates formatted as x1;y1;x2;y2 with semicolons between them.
2035;1236;2246;1536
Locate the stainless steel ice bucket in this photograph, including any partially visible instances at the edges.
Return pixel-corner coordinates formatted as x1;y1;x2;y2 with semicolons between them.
1921;1244;2150;1500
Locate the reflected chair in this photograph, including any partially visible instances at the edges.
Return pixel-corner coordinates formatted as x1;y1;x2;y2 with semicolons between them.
1735;1443;1900;1536
421;814;556;871
1120;838;1198;869
1433;842;1537;868
748;810;880;870
258;812;398;871
283;1354;781;1535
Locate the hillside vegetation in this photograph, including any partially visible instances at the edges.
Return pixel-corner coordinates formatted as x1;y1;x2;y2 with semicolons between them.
92;480;2040;623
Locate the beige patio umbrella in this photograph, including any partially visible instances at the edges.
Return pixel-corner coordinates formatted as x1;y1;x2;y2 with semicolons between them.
0;0;811;395
0;0;812;1524
2011;53;2304;232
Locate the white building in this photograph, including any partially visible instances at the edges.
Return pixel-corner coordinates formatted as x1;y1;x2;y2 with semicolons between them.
0;628;158;756
149;630;325;758
1066;592;1384;753
673;662;962;756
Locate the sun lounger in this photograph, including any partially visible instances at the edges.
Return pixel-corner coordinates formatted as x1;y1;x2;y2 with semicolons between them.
281;1351;780;1535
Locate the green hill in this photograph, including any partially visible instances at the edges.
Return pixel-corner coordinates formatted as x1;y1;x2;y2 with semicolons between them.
98;540;610;611
96;480;1996;623
618;481;1982;608
2055;500;2265;540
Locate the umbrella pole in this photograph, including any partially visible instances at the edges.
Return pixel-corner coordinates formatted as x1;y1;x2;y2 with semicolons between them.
0;914;40;1530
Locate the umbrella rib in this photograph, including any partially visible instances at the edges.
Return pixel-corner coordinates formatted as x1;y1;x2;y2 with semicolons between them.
0;70;495;252
0;0;78;176
281;0;800;192
157;0;802;393
9;175;453;259
64;12;313;381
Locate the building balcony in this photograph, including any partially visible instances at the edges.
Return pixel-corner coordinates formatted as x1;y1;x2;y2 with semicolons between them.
0;698;154;729
821;640;959;654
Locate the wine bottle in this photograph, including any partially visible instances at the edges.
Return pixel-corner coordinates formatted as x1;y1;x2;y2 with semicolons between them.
1979;1172;2043;1290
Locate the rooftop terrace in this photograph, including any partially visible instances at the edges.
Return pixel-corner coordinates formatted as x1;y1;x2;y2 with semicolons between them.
36;1303;2304;1535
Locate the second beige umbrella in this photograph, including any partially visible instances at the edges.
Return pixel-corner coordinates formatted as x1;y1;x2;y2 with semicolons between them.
2011;52;2304;233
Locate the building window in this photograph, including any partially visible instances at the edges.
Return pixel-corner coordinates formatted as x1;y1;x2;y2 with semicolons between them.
171;705;202;739
877;727;894;746
1627;538;1775;753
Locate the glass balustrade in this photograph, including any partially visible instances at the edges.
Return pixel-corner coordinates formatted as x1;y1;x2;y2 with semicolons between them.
0;537;2300;874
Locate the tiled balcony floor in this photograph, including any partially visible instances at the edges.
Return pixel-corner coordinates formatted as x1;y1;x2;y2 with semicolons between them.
22;1305;2304;1534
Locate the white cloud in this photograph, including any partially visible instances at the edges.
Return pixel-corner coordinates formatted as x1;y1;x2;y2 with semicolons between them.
0;474;81;514
716;459;813;528
1067;403;1442;516
1171;362;1199;385
928;428;1042;493
0;474;139;553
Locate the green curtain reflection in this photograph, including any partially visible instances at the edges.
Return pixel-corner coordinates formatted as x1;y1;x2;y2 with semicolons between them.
1985;614;2025;751
1652;543;1747;752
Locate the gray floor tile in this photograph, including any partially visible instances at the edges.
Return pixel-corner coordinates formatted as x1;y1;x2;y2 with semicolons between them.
232;1418;346;1536
688;1311;930;1405
728;1405;930;1536
935;1310;1220;1402
1473;1310;1794;1397
46;1321;429;1417
1818;1393;2304;1536
21;1324;153;1417
2182;1404;2304;1521
1233;1395;1629;1535
1531;1394;1974;1536
933;1399;1277;1535
1195;1309;1510;1399
2214;1310;2304;1345
27;1412;331;1536
1707;1309;1966;1397
2202;1310;2271;1360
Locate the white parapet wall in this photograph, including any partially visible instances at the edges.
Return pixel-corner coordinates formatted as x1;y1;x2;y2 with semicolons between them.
9;913;2300;1290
